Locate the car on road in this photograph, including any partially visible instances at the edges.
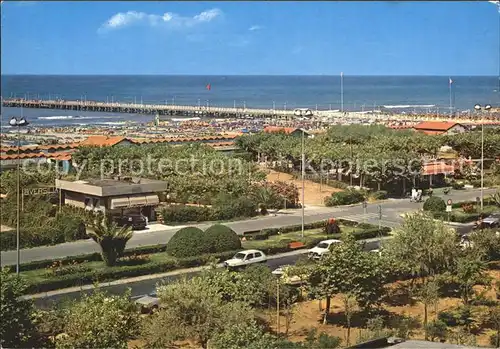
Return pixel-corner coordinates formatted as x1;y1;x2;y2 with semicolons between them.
480;213;500;229
223;249;267;270
114;213;148;230
135;290;160;313
308;239;342;260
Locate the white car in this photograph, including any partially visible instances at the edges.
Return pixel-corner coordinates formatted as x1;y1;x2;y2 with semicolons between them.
308;239;342;260
223;249;267;269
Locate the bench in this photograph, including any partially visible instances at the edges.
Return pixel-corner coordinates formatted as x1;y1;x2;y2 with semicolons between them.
288;241;305;249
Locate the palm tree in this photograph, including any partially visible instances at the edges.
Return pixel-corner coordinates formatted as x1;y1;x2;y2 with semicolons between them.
88;214;133;266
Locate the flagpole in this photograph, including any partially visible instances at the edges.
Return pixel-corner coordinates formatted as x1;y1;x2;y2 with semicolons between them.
449;78;453;116
340;72;344;113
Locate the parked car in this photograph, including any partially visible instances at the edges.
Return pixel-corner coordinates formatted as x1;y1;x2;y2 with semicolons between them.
474;213;500;230
223;249;267;270
135;290;160;313
308;239;342;260
114;214;147;230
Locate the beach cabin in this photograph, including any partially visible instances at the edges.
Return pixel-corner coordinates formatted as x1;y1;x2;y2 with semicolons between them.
413;121;467;135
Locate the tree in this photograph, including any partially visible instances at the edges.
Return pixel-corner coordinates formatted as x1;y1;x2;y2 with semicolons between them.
454;255;486;305
387;212;458;279
308;233;386;325
489;306;500;348
55;289;140;349
469;229;500;261
417;280;440;340
210;321;282;349
88;215;133;266
142;275;254;349
0;268;36;348
426;320;448;342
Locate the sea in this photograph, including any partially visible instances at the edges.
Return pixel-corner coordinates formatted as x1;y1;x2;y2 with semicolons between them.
1;75;499;128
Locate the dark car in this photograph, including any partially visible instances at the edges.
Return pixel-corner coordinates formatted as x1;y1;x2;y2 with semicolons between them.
114;214;147;230
474;212;500;230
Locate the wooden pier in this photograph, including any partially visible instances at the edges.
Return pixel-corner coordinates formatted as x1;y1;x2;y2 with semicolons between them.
1;98;298;119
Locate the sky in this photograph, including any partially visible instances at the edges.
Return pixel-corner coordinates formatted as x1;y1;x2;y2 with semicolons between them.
1;1;500;75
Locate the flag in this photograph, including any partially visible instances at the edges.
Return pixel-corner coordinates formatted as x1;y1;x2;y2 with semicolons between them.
206;83;211;91
449;78;453;86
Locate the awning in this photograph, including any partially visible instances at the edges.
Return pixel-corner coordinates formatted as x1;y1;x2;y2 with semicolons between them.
145;194;159;205
110;197;130;209
129;195;148;207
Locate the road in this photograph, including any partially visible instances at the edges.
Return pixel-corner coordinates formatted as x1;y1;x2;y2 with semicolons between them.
1;188;494;266
31;239;385;308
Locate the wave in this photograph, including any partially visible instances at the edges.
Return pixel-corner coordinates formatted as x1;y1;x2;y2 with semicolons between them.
172;117;201;122
38;115;76;120
38;115;118;120
382;105;436;109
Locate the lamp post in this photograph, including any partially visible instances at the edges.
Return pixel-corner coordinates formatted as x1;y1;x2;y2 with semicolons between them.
301;129;305;238
473;103;491;211
9;116;30;275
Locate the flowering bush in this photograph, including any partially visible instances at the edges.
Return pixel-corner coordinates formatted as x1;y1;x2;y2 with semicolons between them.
45;260;91;277
461;203;475;214
119;254;150;266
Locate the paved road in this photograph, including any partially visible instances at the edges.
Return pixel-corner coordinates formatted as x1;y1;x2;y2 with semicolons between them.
31;239;386;308
1;188;495;266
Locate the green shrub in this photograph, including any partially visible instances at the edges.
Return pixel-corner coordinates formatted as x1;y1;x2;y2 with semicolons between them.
165;227;209;258
162;205;214;223
204;224;242;253
370;190;388;200
490;333;500;348
324;189;365;206
423;196;446;212
451;181;465;190
212;195;257;220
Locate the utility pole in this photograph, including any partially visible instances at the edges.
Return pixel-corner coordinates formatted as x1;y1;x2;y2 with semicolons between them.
301;129;305;238
340;72;344;113
276;278;280;335
378;205;382;230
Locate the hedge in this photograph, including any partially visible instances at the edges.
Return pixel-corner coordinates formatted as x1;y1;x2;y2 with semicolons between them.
325;190;365;207
423;196;446;212
204;224;242;253
25;250;239;294
165;227;209;258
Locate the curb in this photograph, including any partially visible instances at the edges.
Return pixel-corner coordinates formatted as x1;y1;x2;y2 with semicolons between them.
22;249;310;300
22;237;393;300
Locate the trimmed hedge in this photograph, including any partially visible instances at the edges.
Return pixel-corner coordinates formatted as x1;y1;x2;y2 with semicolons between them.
162;205;214;223
370;190;388;200
165;227;209;258
423;196;446;212
204;224;242;253
12;219;392;294
25;250;239;294
324;190;365;207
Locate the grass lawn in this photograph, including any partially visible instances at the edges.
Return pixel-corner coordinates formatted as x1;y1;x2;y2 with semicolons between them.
242;225;357;250
21;253;178;284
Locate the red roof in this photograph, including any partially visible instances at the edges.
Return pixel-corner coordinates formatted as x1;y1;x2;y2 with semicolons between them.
414;121;461;132
422;161;456;176
263;126;301;134
80;136;127;147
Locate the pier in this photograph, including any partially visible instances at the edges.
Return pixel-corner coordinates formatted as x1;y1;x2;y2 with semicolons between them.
1;98;298;119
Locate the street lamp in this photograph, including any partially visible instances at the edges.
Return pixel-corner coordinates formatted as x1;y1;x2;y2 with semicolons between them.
9;116;30;274
473;103;491;211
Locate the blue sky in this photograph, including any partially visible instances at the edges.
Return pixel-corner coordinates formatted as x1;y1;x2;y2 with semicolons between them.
1;1;500;75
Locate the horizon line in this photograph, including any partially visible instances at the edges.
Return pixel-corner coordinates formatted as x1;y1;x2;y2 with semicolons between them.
1;74;499;77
